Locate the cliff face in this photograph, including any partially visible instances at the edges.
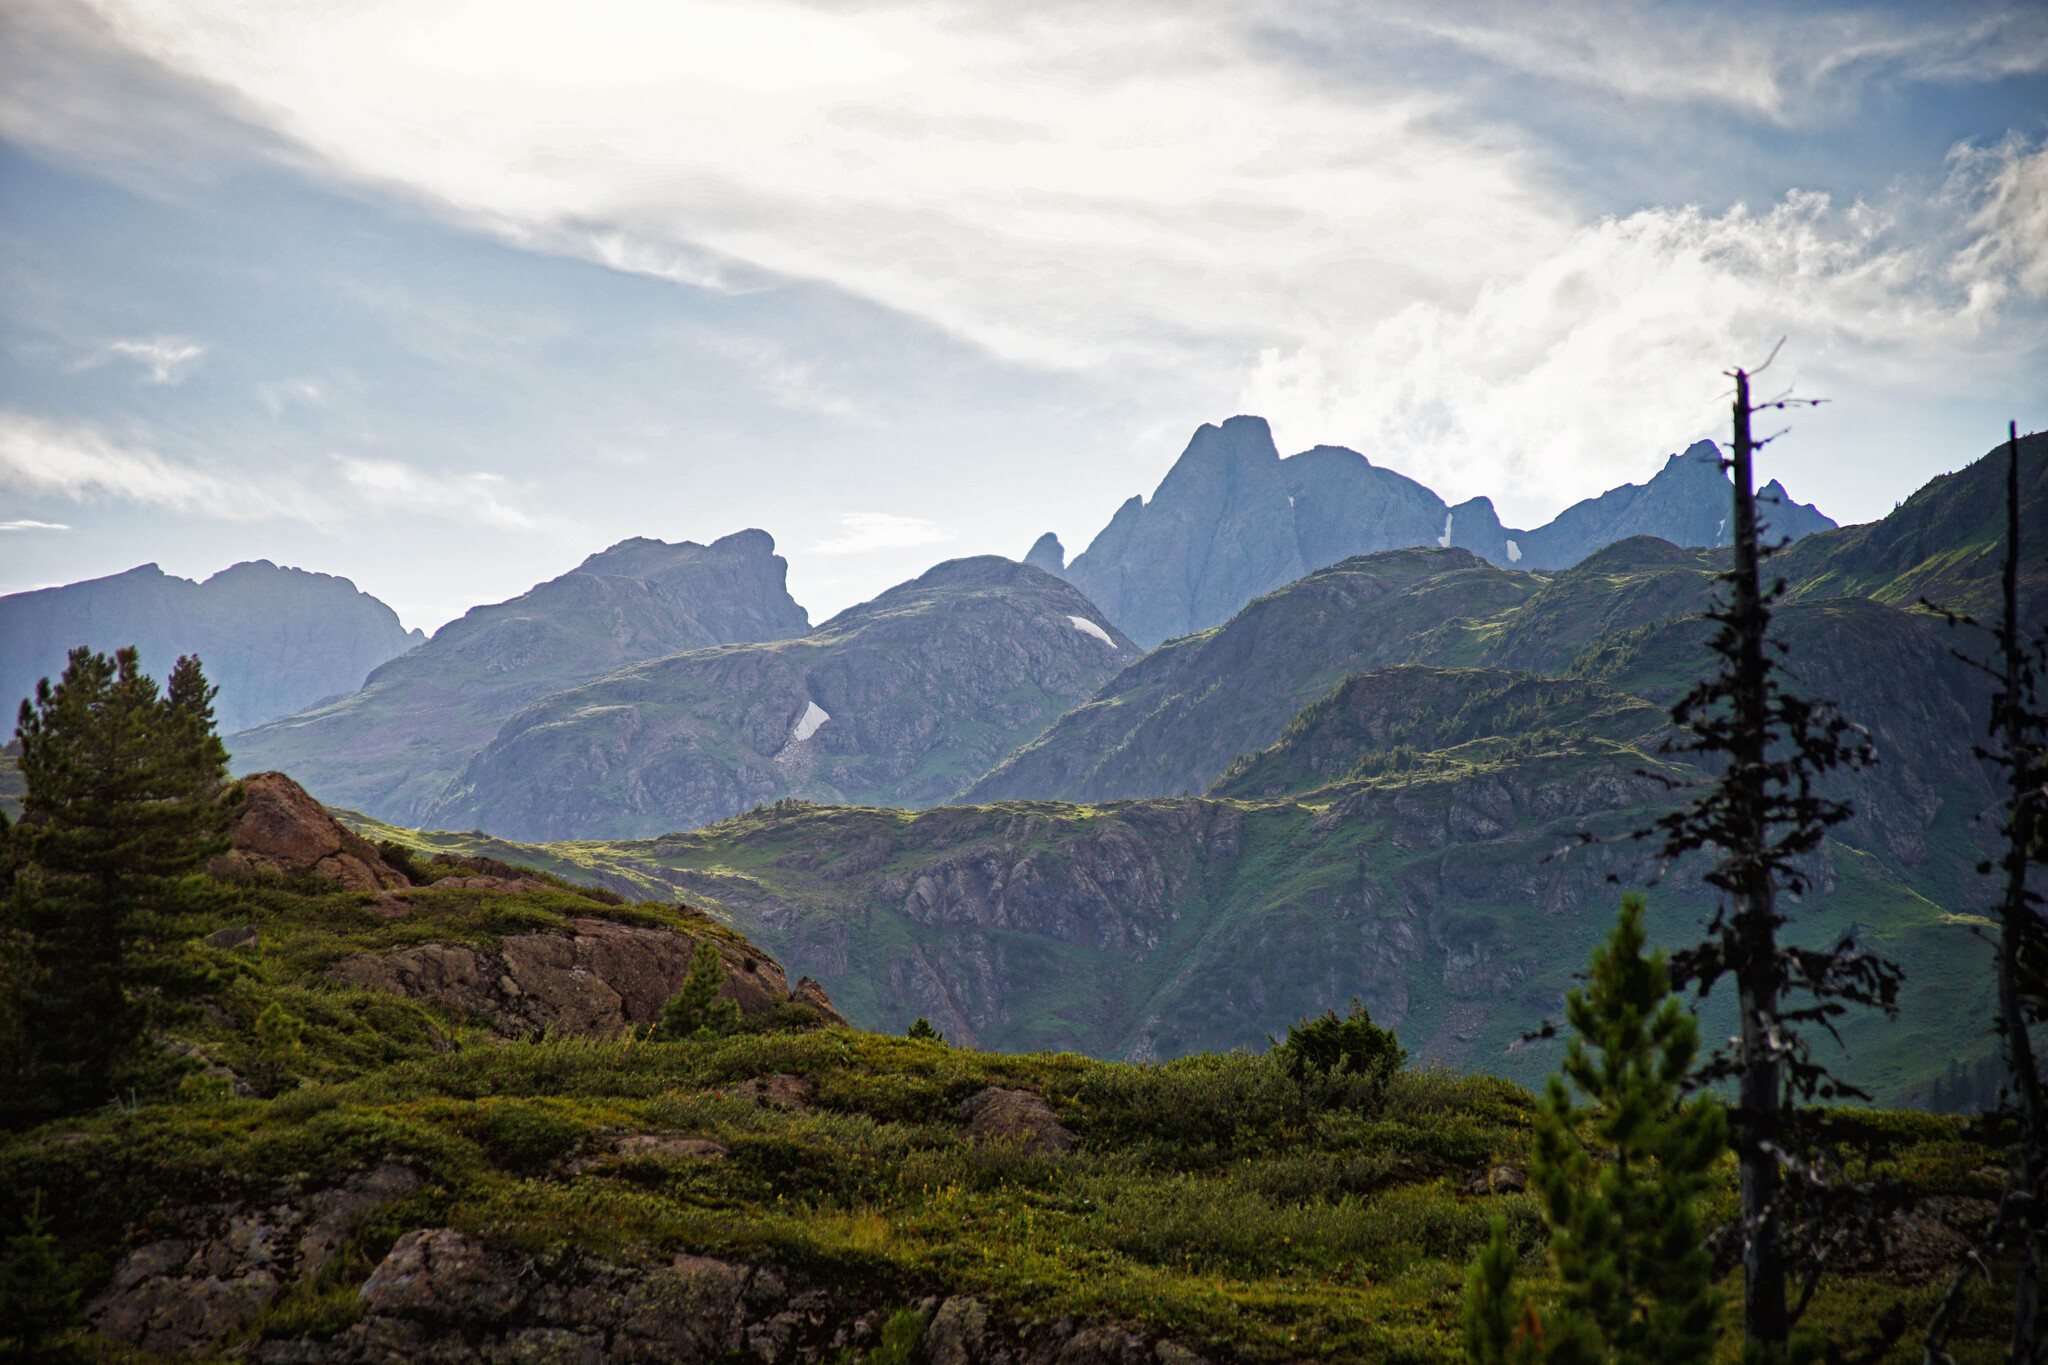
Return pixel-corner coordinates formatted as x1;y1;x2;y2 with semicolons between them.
425;557;1143;841
226;529;809;826
1046;418;1834;648
0;560;422;733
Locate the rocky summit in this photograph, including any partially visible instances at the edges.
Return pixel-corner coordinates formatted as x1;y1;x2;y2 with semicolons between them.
0;560;422;734
226;528;810;827
424;556;1144;841
1039;415;1834;648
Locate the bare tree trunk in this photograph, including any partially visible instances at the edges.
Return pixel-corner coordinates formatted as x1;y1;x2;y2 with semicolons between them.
1730;368;1788;1347
1997;418;2046;1365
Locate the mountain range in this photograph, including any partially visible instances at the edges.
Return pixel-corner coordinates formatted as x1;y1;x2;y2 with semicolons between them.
308;429;2038;1105
0;560;423;734
226;528;811;826
1028;415;1833;649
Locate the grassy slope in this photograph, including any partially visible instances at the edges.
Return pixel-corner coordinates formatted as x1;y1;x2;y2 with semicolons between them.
0;875;2017;1364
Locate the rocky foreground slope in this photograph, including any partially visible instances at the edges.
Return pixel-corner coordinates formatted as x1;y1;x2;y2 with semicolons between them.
424;557;1142;842
228;529;811;827
7;766;2000;1365
0;560;422;733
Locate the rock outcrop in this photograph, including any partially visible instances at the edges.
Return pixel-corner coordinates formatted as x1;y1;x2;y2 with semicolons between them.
0;560;422;735
91;1209;1216;1365
959;1087;1076;1153
87;1163;422;1357
327;915;844;1038
211;771;410;892
228;529;812;826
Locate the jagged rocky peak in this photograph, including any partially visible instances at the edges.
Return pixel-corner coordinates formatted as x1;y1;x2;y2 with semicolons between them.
1024;531;1066;575
1057;418;1838;646
0;559;421;734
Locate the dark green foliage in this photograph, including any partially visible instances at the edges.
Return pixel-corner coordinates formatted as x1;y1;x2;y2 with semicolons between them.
4;646;237;1123
653;940;742;1040
0;1190;81;1364
465;1100;589;1174
1466;895;1725;1365
906;1017;944;1043
252;1001;308;1096
1273;999;1406;1080
870;1308;927;1365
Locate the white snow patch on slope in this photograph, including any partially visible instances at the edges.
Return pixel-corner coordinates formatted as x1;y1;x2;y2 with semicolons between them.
791;700;830;742
1437;514;1453;548
1068;615;1115;647
1506;539;1521;562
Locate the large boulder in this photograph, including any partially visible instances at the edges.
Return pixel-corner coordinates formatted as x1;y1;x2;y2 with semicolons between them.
211;771;408;892
326;917;846;1039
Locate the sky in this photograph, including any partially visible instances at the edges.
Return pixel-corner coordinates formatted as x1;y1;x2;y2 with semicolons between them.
1;0;2044;633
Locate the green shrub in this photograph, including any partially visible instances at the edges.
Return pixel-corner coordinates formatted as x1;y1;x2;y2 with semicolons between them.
653;942;743;1041
1273;999;1406;1081
463;1101;590;1174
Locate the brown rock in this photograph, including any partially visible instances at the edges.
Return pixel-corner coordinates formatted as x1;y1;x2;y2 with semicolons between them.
1465;1164;1527;1195
358;1228;531;1322
958;1087;1075;1153
213;772;408;891
326;918;796;1039
204;925;260;950
926;1296;989;1365
297;1163;421;1280
616;1252;753;1364
788;976;850;1026
565;1135;728;1175
734;1074;811;1111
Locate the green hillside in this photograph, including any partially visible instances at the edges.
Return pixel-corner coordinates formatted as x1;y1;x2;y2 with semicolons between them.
1;867;2012;1364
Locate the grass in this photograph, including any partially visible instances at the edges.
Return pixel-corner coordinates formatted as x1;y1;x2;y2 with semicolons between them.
0;874;2027;1365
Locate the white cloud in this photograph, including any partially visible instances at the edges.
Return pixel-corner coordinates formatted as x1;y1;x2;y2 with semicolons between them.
0;519;70;531
1241;141;2048;525
1380;3;2048;122
0;409;288;513
810;511;951;555
0;410;554;532
334;456;545;531
104;335;206;383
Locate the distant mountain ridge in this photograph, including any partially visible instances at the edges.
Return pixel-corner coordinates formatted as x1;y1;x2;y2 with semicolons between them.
0;560;423;733
426;556;1143;841
227;528;811;825
1033;415;1834;648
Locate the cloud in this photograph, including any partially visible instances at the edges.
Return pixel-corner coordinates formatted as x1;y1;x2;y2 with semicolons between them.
1240;139;2048;524
1376;2;2048;122
334;456;545;531
0;410;553;532
104;336;206;383
810;511;952;555
0;409;288;513
0;519;70;531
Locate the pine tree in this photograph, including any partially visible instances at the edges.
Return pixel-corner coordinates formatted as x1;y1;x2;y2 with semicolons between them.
1920;422;2048;1365
4;647;235;1123
1464;894;1725;1365
653;939;741;1040
1638;366;1899;1349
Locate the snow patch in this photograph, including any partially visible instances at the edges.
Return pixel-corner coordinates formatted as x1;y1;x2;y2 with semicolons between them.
1437;514;1453;548
1505;539;1521;563
1068;615;1115;647
791;701;829;743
